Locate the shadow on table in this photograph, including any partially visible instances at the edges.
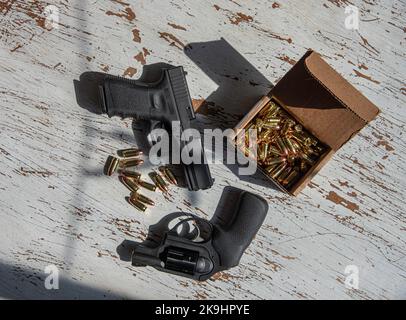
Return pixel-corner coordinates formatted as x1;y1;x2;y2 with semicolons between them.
184;38;279;190
0;261;125;299
184;37;273;118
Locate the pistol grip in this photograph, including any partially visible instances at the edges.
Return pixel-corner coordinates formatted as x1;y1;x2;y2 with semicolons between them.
100;77;152;119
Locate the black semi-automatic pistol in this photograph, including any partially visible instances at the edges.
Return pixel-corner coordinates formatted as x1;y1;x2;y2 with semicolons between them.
99;66;213;191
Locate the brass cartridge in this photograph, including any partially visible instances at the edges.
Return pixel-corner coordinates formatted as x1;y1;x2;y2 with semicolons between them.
119;170;141;180
105;156;120;176
120;158;144;168
128;197;147;212
269;162;287;179
117;148;143;158
131;192;155;206
119;175;140;192
138;179;157;191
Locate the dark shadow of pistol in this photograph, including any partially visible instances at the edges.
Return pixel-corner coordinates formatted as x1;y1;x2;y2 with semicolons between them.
184;38;279;190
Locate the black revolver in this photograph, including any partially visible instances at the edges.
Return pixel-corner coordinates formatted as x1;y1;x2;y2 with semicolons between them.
131;191;268;281
99;66;213;191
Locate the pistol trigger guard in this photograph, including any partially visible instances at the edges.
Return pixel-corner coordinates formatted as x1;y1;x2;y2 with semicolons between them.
150;120;164;132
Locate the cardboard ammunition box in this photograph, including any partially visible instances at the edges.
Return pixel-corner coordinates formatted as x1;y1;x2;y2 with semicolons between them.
233;49;380;195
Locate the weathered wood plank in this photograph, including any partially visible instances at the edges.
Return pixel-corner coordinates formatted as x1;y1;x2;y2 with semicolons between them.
0;0;405;299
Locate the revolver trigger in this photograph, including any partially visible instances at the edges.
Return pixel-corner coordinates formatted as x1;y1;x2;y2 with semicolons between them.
169;216;212;243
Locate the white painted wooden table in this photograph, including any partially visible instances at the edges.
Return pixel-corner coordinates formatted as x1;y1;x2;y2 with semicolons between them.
1;0;405;299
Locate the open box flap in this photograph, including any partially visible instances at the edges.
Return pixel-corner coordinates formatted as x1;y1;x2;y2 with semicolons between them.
270;50;380;150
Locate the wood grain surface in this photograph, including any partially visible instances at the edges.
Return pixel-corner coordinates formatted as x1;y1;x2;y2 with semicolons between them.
0;0;405;299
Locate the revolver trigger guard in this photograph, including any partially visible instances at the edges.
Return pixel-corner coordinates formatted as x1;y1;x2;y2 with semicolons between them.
169;216;212;243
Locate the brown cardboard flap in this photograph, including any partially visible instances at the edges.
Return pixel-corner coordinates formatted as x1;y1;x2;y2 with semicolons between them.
304;52;379;122
271;50;380;150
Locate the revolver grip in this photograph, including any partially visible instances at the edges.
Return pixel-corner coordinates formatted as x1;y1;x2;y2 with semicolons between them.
212;191;268;269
